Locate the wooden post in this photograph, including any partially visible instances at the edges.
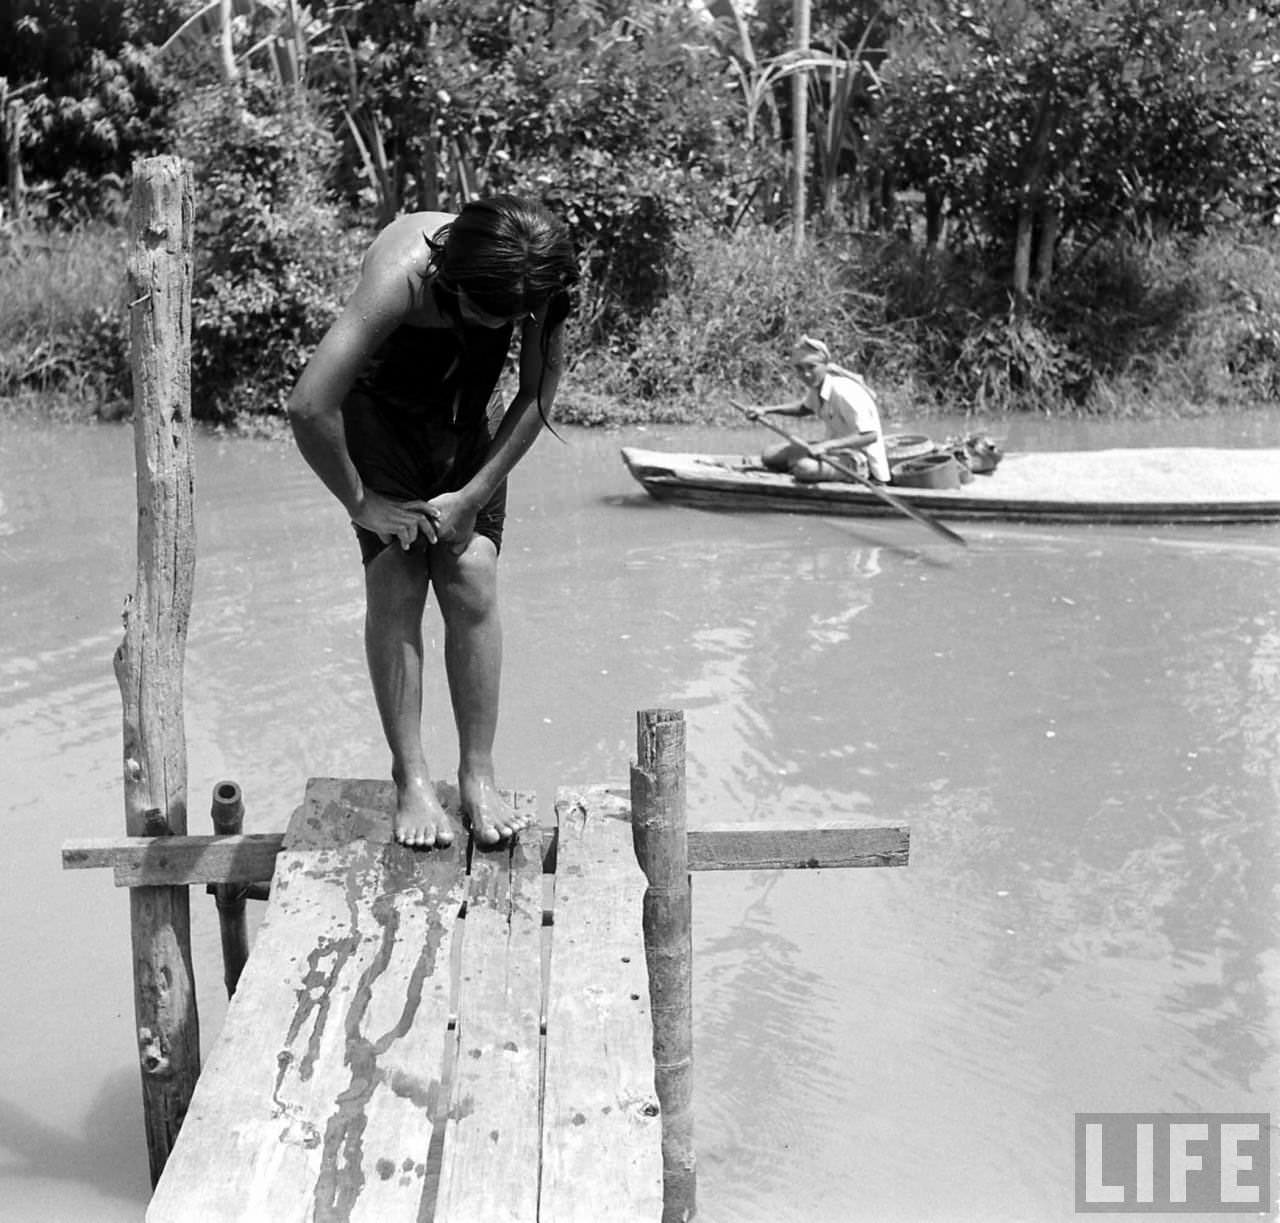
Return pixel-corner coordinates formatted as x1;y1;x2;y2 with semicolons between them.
115;154;199;1186
210;781;250;997
630;709;696;1221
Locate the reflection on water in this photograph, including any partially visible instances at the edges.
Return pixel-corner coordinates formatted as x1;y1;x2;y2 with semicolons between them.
1;415;1278;1221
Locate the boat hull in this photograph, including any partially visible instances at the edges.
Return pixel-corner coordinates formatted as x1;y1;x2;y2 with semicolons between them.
619;446;1280;525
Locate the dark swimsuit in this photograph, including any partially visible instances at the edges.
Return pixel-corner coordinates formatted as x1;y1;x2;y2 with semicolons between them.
343;313;514;565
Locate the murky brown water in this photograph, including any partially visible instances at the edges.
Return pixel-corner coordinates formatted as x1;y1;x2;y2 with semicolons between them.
2;412;1278;1221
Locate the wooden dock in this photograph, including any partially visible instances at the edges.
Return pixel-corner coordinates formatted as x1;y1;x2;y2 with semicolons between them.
145;778;663;1222
65;710;910;1221
64;162;912;1221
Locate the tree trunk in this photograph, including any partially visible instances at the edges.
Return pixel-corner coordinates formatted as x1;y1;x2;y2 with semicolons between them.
1033;203;1060;296
925;188;945;248
1012;85;1056;309
1012;203;1035;303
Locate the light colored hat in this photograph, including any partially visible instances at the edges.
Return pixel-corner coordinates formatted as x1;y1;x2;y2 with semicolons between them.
791;334;830;364
791;333;870;392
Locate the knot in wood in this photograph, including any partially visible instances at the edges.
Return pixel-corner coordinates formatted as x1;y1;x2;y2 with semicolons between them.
138;1026;171;1077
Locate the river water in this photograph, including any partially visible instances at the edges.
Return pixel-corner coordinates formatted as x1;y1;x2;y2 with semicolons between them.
2;412;1278;1222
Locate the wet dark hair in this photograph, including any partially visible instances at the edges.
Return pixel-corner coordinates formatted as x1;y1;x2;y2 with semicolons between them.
425;196;577;426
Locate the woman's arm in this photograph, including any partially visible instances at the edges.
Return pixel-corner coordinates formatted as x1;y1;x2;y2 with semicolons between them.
287;234;439;548
430;304;566;548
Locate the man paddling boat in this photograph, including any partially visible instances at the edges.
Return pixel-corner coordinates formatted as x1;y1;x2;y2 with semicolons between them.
740;335;891;484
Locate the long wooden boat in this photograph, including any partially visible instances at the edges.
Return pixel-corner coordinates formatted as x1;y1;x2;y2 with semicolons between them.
619;445;1280;525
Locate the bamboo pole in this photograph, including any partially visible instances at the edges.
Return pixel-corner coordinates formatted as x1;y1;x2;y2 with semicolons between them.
115;154;199;1186
630;709;696;1221
791;0;811;253
210;780;250;997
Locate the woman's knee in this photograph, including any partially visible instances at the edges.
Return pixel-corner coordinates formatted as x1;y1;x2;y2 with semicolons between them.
434;539;499;623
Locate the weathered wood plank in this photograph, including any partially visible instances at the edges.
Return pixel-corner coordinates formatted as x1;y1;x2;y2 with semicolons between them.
434;793;543;1223
61;834;284;885
688;822;909;870
147;779;464;1222
540;786;663;1223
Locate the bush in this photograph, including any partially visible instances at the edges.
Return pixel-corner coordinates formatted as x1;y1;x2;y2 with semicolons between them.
172;82;362;422
569;221;887;419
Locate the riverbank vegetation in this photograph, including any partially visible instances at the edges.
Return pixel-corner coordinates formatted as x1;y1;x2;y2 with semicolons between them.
2;0;1278;426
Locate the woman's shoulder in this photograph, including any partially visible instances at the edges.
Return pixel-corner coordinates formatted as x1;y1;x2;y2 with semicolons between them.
373;210;456;250
363;212;456;272
356;212;460;321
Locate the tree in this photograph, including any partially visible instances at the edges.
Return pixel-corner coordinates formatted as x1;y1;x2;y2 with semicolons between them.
308;1;752;335
875;0;1280;300
1;0;182;215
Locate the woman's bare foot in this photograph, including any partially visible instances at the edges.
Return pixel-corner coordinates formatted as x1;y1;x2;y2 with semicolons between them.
458;772;533;847
393;772;456;849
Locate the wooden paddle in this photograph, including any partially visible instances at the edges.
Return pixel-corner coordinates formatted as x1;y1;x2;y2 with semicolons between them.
730;400;968;547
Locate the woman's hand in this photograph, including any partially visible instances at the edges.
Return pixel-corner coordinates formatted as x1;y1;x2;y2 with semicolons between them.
425;490;479;555
351;490;439;550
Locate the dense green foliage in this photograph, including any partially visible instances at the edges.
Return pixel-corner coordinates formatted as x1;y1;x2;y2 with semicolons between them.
1;0;181;216
172;81;360;419
876;0;1280;294
306;0;756;338
1;0;1277;422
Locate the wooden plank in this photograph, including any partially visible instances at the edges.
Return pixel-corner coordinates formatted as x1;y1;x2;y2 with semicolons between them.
434;792;543;1222
687;822;909;870
61;833;284;885
540;786;663;1223
147;778;465;1222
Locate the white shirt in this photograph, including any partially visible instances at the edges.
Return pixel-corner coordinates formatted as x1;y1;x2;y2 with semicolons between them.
805;371;890;482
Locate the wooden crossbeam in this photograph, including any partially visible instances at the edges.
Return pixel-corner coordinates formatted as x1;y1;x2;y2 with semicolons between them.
689;823;908;870
62;821;908;888
62;833;285;886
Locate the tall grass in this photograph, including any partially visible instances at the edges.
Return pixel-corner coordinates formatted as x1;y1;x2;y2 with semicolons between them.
3;216;1277;426
0;223;131;418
